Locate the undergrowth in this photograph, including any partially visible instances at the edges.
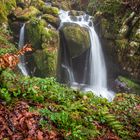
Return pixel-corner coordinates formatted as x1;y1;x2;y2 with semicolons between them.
0;69;140;139
0;27;17;55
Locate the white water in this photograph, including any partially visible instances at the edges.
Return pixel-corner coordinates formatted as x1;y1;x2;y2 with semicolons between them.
18;23;28;76
61;64;75;84
59;10;114;100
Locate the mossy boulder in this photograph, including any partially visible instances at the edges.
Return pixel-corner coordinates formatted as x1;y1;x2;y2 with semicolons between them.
42;14;60;28
25;18;46;49
61;23;90;58
41;5;59;16
12;6;40;21
32;49;57;77
25;18;59;77
0;0;16;24
117;76;140;95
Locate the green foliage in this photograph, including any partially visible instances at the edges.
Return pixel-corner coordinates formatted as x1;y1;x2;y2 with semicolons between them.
0;27;17;56
112;94;140;138
0;0;16;24
0;69;139;139
0;88;11;102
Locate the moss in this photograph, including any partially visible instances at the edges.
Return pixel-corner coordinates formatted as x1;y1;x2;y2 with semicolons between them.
0;27;17;56
25;18;59;77
0;0;16;24
30;0;46;10
88;0;122;15
116;39;128;49
45;49;57;76
42;14;60;27
26;17;58;48
32;50;48;77
62;24;90;58
14;6;41;21
26;18;45;49
42;5;59;16
118;76;140;95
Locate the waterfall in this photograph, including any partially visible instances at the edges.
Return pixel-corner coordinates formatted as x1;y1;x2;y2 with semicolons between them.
18;23;28;76
59;10;114;100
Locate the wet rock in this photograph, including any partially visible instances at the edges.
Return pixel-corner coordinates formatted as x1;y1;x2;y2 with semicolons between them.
42;14;60;28
114;76;140;95
9;21;23;42
60;23;90;58
25;18;59;77
11;6;41;21
41;5;59;16
69;10;85;16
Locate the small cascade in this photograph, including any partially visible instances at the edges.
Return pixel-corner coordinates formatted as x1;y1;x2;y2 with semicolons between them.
18;23;28;76
59;10;114;100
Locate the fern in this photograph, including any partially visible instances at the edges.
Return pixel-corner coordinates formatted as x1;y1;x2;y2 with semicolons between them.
99;109;130;139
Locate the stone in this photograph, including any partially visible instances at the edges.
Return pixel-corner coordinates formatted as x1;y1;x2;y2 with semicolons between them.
41;5;59;16
25;18;59;77
60;23;90;58
12;6;41;21
42;14;60;28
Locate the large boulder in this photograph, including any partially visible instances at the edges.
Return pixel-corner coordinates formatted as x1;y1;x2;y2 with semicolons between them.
25;18;59;77
60;23;90;58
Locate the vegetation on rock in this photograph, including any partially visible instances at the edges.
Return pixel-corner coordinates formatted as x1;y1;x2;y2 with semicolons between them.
25;18;59;77
12;6;41;21
0;0;16;24
61;23;90;58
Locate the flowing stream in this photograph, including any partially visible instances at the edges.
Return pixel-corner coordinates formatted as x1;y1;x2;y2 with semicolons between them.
59;10;114;100
18;23;28;76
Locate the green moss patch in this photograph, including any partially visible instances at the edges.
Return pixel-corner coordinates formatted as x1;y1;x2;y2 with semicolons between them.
118;76;140;95
0;27;17;56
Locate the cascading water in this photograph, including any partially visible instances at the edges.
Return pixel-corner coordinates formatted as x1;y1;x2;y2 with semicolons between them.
18;23;28;76
59;10;114;100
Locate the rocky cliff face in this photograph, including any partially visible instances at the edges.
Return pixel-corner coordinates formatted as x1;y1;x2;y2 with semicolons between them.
94;11;140;80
